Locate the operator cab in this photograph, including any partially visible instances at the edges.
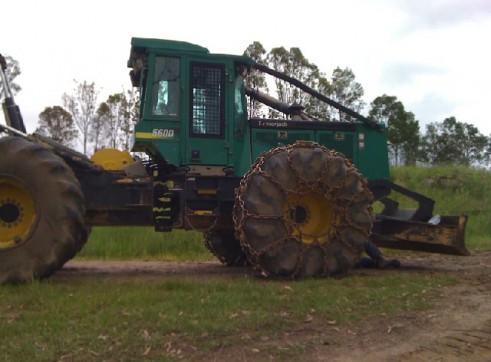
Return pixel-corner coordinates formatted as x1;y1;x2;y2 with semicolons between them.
128;38;252;173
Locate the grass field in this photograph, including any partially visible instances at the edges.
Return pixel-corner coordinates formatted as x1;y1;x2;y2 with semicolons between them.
0;272;454;361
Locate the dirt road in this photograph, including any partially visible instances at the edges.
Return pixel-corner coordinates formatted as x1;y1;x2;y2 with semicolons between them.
62;251;491;361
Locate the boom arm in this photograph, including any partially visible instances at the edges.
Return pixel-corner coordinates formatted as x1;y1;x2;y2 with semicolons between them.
244;85;312;121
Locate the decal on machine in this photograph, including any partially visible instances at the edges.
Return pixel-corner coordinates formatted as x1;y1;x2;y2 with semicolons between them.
135;128;178;139
257;120;288;128
152;128;175;138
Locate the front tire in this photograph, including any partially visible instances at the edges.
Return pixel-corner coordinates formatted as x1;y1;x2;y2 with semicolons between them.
234;141;373;278
0;137;88;283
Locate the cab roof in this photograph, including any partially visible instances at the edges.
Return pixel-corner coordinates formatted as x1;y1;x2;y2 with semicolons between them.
128;37;254;67
131;37;209;54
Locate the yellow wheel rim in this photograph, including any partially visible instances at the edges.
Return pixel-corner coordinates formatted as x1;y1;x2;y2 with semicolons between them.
0;176;37;249
287;188;337;245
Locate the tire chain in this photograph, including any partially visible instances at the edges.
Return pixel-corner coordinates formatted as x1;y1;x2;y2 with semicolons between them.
233;141;373;278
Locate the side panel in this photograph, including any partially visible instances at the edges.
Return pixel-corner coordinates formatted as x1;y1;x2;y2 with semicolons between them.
316;131;356;160
318;124;390;180
251;122;313;162
354;124;390;180
243;119;390;180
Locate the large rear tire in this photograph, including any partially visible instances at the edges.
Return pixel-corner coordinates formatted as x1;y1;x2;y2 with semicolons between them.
234;141;373;278
203;229;249;267
0;137;89;284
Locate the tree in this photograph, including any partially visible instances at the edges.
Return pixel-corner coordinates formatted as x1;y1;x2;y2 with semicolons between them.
266;46;292;118
420;117;489;166
119;88;140;150
91;102;111;151
266;46;331;120
243;41;269;118
304;75;331;121
329;67;365;121
91;88;140;151
63;80;99;155
105;93;125;148
267;47;311;106
35;106;78;147
369;95;420;166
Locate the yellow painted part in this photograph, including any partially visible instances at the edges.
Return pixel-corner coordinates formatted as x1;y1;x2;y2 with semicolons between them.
193;210;214;216
91;148;134;171
0;177;37;249
287;188;337;245
135;132;155;139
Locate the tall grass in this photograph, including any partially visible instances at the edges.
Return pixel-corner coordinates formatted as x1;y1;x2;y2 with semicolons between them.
77;228;211;261
391;166;491;250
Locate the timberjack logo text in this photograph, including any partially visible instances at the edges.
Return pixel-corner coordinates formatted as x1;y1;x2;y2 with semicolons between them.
257;120;288;127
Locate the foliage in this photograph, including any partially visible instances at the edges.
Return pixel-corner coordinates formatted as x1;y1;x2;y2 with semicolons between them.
91;101;110;151
35;106;79;148
63;81;99;155
304;73;331;120
329;67;365;121
120;88;140;149
369;95;420;166
243;41;269;118
98;93;125;149
419;117;490;166
266;46;331;120
90;89;140;152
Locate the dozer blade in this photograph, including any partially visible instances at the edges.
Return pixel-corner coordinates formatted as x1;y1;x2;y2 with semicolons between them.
371;214;469;256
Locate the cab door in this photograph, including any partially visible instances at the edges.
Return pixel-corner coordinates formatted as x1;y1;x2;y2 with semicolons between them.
185;60;230;166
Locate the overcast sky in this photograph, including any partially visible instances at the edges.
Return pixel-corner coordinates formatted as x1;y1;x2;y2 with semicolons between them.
1;0;490;136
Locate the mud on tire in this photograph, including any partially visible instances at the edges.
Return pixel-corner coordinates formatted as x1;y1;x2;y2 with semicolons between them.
234;141;373;278
0;137;89;284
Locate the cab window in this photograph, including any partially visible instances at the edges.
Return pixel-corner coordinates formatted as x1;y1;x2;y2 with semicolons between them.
190;62;225;137
151;57;180;117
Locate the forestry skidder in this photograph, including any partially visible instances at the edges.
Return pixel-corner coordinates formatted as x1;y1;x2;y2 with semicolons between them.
0;39;468;283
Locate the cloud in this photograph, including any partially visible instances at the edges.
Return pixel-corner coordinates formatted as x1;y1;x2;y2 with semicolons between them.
408;92;458;129
379;62;444;87
397;0;491;29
